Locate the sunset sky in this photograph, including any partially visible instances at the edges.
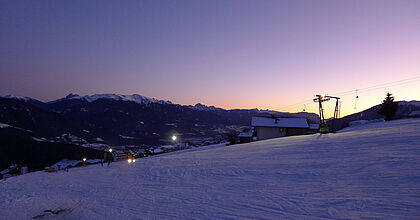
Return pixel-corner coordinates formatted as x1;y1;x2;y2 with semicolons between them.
1;0;419;117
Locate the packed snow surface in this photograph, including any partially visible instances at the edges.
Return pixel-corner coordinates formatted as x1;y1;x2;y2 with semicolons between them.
1;119;420;219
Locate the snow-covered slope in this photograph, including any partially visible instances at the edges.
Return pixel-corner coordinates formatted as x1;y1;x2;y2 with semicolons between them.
1;119;420;219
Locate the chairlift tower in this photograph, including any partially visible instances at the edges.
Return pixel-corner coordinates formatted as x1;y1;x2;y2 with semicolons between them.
324;95;341;132
313;95;329;125
313;95;341;133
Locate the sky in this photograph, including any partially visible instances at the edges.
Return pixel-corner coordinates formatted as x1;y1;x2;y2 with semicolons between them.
1;0;419;117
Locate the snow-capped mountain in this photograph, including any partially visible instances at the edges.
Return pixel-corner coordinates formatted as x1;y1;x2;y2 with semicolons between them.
2;95;34;102
1;95;46;108
189;103;223;111
49;93;173;105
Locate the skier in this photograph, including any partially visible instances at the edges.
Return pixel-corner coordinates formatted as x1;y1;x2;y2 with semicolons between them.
105;151;113;166
102;151;107;167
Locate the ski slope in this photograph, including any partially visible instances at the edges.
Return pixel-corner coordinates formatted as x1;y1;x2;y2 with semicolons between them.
1;119;420;219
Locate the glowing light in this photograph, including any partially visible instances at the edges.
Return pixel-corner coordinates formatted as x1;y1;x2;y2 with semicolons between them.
128;159;132;163
82;158;87;162
133;159;136;163
172;135;177;141
108;148;113;153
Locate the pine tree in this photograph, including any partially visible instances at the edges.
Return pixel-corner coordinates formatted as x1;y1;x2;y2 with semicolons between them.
378;92;398;121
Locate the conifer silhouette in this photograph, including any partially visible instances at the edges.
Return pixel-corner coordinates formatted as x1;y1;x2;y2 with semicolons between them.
378;92;398;121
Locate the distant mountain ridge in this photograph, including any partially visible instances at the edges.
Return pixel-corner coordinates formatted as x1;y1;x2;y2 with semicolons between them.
47;93;173;105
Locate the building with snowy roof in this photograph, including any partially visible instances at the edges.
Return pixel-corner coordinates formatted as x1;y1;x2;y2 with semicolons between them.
251;116;318;140
238;128;254;143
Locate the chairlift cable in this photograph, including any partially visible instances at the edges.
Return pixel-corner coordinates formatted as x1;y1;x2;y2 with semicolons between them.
281;75;420;112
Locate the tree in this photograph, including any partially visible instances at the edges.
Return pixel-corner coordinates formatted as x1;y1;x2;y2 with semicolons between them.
378;92;398;121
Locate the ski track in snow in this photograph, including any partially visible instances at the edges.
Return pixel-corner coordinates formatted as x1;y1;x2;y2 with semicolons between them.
1;119;420;219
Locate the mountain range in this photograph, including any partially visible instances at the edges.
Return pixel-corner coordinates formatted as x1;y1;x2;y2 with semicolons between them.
0;93;319;147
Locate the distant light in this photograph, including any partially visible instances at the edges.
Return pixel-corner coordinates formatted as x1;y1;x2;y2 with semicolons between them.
133;159;136;163
172;135;177;141
82;158;87;162
108;148;113;153
128;159;132;163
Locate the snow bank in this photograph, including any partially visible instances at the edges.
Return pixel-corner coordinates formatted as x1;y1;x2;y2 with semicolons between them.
409;110;420;117
348;118;385;127
1;119;420;219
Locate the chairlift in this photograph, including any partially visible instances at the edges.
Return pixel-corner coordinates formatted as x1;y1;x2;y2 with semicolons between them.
354;90;359;109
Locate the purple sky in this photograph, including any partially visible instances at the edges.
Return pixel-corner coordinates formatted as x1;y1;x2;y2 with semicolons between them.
1;0;419;116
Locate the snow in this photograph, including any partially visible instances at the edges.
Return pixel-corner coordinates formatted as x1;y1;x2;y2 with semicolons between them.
50;159;102;169
1;119;420;219
50;159;81;169
0;122;10;128
189;103;223;111
160;145;175;149
238;130;253;138
153;148;164;153
32;137;49;142
0;122;33;133
94;137;104;142
2;95;34;102
309;123;320;130
56;133;88;144
348;119;385;127
52;93;172;105
0;168;11;175
399;100;420;107
119;135;135;139
252;116;309;128
83;143;108;149
409;110;420;117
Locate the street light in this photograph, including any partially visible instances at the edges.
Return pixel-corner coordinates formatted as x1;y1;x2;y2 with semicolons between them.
108;148;113;153
82;158;87;162
172;135;177;141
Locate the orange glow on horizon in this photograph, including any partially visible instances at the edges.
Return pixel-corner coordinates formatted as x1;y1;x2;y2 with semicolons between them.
190;80;420;118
